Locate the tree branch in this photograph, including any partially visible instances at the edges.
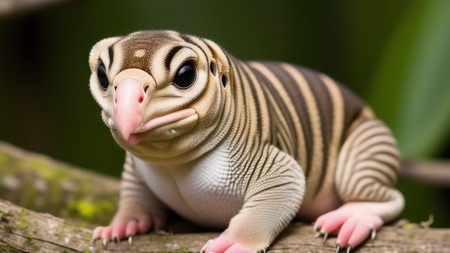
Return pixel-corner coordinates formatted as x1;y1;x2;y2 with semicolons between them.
1;199;450;253
1;141;449;252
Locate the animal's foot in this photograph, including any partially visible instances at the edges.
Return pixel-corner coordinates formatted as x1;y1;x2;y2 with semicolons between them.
91;213;165;247
314;210;383;252
200;233;257;253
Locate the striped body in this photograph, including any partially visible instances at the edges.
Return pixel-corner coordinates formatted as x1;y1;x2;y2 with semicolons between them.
89;31;404;252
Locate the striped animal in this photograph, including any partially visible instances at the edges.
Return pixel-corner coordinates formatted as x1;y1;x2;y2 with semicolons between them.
89;30;404;253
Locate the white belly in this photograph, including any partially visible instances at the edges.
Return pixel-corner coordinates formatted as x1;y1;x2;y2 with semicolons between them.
133;143;243;228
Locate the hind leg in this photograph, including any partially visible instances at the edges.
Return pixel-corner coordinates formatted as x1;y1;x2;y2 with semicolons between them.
314;120;404;251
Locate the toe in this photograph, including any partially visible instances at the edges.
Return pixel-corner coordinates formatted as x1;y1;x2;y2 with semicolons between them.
336;216;358;247
137;215;151;234
347;216;383;247
125;220;139;237
111;221;127;241
320;212;350;235
101;226;113;246
101;226;113;237
202;233;233;253
92;226;104;240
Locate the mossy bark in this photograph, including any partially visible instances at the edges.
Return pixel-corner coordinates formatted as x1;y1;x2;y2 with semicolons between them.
0;141;119;226
1;141;450;252
1;199;450;253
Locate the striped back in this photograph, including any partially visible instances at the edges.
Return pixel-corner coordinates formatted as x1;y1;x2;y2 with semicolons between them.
227;59;374;198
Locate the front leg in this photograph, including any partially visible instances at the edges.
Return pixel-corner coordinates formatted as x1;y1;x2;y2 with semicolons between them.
202;147;305;253
92;152;167;245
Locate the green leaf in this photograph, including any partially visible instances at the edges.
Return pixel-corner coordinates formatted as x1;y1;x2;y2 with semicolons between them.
369;0;450;158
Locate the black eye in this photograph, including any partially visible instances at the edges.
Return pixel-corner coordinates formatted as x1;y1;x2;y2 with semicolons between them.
97;62;109;91
173;61;196;89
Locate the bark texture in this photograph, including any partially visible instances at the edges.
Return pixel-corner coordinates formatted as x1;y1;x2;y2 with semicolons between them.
1;199;450;253
0;141;449;252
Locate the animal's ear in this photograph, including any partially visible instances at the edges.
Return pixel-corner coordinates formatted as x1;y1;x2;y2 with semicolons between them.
88;36;121;70
203;39;230;75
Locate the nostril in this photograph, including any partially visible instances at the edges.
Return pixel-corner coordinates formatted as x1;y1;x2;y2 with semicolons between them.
138;96;144;103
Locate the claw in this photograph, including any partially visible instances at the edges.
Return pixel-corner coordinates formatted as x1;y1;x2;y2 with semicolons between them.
128;235;133;246
346;246;352;253
102;237;109;248
313;223;319;233
321;231;328;245
200;239;213;253
369;222;377;240
335;244;341;253
89;237;98;247
112;234;119;243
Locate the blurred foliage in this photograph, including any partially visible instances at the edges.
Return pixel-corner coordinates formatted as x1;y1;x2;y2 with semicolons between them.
369;0;450;158
0;0;448;226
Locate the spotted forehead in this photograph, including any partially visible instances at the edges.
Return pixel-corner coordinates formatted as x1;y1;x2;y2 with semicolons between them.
117;32;184;73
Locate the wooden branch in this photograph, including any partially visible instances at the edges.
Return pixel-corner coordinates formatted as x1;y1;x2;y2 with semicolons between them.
1;141;450;252
0;141;119;226
401;160;450;187
1;198;450;253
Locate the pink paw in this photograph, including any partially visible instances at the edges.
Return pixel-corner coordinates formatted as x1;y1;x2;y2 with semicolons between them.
91;214;165;246
201;233;253;253
314;210;383;251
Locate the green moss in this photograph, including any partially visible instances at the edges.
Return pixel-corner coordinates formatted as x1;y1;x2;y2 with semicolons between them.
3;224;14;233
21;188;38;210
0;242;23;253
23;235;39;252
17;209;29;230
0;210;11;223
407;246;418;253
67;199;115;224
70;200;96;219
0;152;9;165
21;159;65;180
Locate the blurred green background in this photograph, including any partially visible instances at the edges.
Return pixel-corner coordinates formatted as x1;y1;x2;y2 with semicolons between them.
0;0;449;227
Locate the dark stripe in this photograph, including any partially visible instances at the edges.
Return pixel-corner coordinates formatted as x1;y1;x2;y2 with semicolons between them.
164;45;183;70
262;63;299;158
203;38;231;68
299;68;333;196
228;63;249;160
347;175;385;200
355;165;396;186
355;141;397;156
281;65;315;174
255;146;272;181
339;84;366;139
249;65;292;150
241;63;263;135
247;181;294;201
108;45;114;69
377;187;390;201
242;140;265;194
338;121;379;192
179;33;209;62
179;33;197;45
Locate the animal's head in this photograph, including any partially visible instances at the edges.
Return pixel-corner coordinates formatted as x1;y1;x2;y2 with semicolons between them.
89;31;233;163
